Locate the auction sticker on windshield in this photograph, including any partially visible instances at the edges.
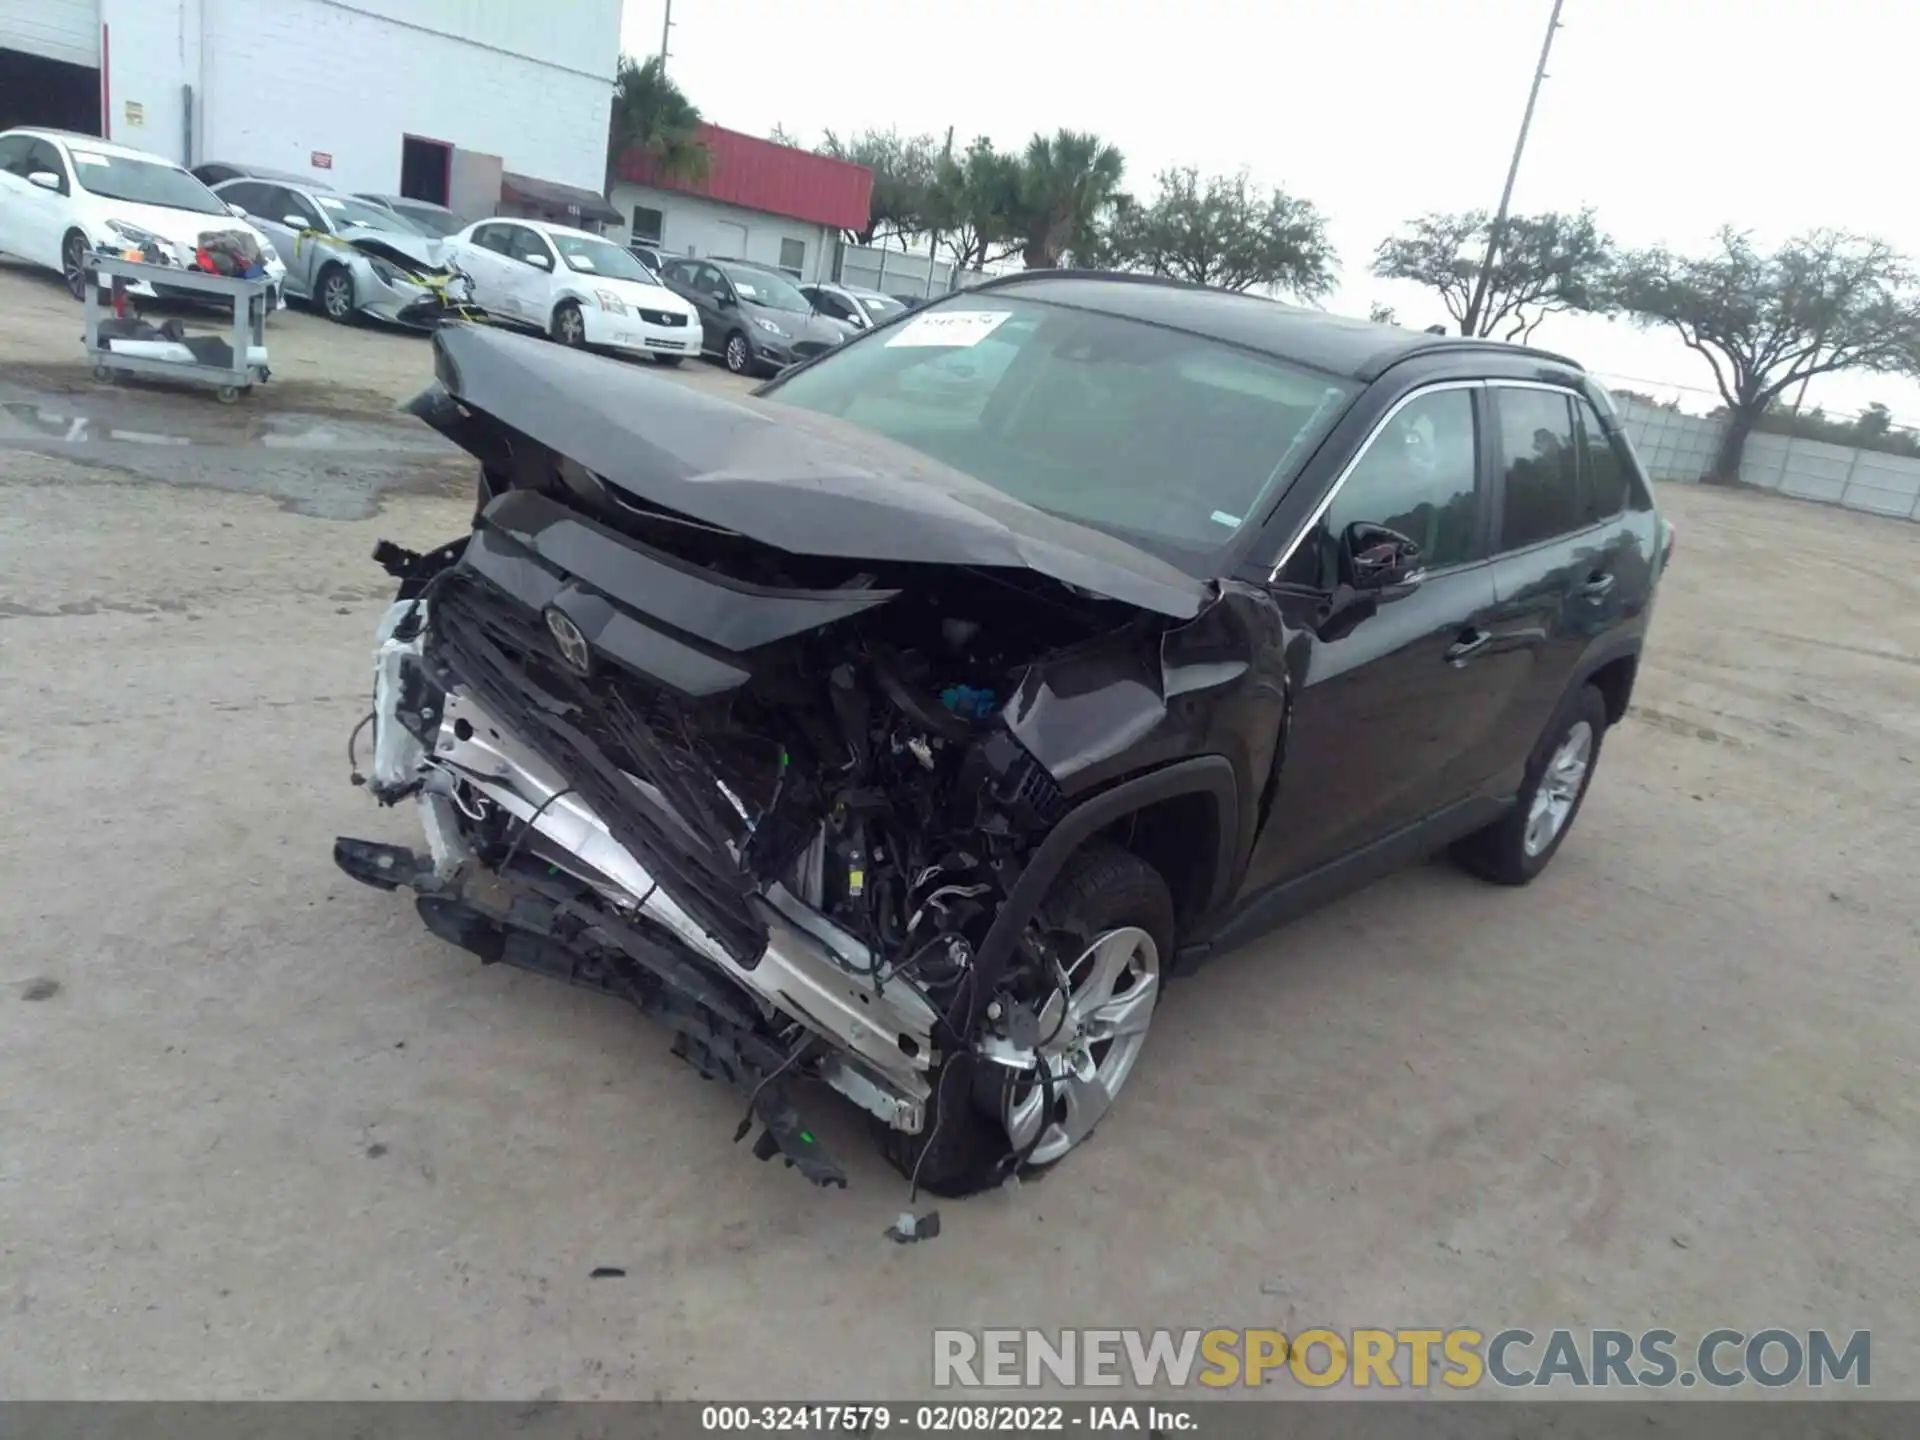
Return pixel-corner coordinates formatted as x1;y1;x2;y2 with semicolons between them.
886;310;1012;348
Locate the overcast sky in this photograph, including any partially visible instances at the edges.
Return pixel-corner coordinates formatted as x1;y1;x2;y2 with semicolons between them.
621;0;1920;423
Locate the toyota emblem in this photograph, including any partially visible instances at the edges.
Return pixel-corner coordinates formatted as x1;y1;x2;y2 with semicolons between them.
544;608;594;676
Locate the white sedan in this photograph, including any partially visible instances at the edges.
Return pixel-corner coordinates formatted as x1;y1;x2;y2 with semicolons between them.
0;127;286;305
445;218;700;364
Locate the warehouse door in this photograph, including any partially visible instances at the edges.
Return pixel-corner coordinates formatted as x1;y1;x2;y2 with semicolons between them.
0;0;101;134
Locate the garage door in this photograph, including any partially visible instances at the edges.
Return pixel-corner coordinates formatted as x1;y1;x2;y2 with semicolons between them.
0;0;98;67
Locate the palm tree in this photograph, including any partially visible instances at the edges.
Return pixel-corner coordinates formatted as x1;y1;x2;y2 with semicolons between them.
1015;130;1126;270
607;54;710;190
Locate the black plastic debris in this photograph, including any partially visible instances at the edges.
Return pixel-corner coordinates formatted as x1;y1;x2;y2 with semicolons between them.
589;1267;627;1279
886;1210;941;1244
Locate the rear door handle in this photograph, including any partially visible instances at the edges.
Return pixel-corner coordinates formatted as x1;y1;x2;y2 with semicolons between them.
1446;629;1493;665
1579;571;1616;599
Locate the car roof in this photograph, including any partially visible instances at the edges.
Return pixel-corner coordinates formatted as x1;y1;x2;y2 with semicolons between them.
507;218;610;241
6;128;177;164
361;193;454;213
968;271;1585;383
203;161;328;185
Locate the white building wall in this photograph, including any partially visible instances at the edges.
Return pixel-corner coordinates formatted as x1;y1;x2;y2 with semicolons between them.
96;0;617;193
610;181;836;283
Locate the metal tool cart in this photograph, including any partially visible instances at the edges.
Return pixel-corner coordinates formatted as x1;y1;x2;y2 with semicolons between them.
82;253;274;404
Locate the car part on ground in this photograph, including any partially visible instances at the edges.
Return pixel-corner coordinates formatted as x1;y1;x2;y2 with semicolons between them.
338;274;1663;1195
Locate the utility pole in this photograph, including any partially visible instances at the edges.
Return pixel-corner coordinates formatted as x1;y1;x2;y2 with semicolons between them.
1462;0;1566;337
659;0;674;71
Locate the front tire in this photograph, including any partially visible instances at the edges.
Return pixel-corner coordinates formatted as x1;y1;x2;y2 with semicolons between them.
62;230;91;300
317;264;355;324
553;300;587;348
1453;683;1609;885
876;843;1174;1197
722;330;752;375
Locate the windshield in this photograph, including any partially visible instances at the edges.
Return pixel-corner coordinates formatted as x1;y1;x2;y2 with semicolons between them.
764;295;1360;562
68;149;227;215
551;232;655;282
315;194;424;236
724;266;811;313
391;203;463;238
858;293;908;321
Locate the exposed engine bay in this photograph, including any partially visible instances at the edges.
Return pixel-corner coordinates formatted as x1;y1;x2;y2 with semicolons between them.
334;323;1284;1194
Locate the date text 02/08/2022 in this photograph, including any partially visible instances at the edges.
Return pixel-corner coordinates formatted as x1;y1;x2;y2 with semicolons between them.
699;1405;1196;1432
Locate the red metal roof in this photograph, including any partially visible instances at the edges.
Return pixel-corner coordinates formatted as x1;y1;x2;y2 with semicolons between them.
617;123;872;233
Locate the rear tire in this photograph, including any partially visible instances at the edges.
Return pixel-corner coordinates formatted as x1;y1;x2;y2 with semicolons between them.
1453;683;1608;885
875;843;1174;1197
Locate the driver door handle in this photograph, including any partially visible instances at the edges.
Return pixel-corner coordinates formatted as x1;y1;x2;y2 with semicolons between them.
1446;628;1494;665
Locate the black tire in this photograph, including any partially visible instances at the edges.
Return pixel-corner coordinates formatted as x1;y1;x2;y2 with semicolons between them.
722;330;752;375
875;842;1175;1198
62;229;91;301
1453;683;1609;885
653;354;685;367
317;264;355;324
553;300;587;348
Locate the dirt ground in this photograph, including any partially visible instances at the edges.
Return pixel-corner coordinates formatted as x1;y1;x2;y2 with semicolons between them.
1;260;1916;1401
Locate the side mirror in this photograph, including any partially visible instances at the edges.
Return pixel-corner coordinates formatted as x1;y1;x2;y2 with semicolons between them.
1313;583;1379;644
715;291;735;308
28;171;60;192
1342;522;1424;591
226;203;249;218
281;214;308;229
526;252;552;270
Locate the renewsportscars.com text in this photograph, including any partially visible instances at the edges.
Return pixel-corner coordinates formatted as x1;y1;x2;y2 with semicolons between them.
932;1327;1871;1390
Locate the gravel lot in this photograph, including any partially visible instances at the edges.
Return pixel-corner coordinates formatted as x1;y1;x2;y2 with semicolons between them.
1;261;1916;1401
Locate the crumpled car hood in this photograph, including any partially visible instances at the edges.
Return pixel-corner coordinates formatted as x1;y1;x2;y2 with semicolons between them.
347;232;446;274
417;323;1210;619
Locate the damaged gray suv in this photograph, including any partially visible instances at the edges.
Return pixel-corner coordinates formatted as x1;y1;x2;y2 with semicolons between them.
336;273;1671;1195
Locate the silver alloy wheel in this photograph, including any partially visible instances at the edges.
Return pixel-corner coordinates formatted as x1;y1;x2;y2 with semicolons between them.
1523;720;1593;857
1002;926;1160;1166
557;305;584;345
725;333;750;373
63;233;88;299
321;270;353;320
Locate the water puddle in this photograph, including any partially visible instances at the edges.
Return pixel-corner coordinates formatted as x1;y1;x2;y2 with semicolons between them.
0;383;468;520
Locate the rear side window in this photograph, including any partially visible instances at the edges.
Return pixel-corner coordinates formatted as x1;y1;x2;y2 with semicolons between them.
1575;398;1629;521
0;134;33;175
1494;387;1582;550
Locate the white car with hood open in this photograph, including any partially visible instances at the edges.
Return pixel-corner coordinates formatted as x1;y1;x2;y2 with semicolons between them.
0;128;286;307
445;218;700;363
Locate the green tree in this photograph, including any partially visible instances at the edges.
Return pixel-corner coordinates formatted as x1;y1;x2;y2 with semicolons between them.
924;137;1024;273
1371;208;1614;341
817;128;941;246
607;54;709;189
1013;129;1126;269
1107;167;1335;298
1613;228;1920;482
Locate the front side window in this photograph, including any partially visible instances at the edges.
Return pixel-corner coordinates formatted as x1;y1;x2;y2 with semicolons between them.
266;186;322;230
1281;388;1480;587
1495;387;1582;550
67;147;224;213
506;227;553;267
765;294;1360;563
